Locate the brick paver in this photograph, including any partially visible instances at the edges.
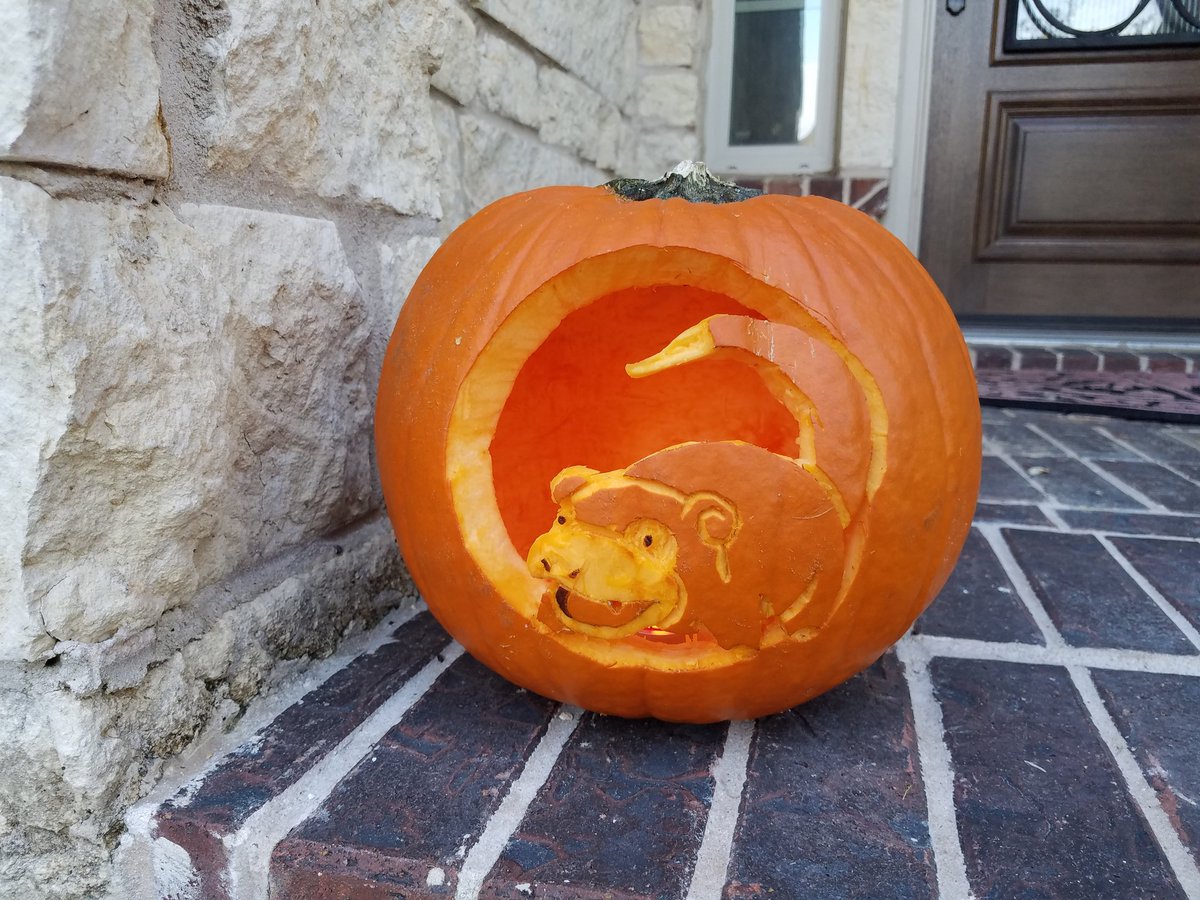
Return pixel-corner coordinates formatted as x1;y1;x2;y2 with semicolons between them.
149;409;1200;899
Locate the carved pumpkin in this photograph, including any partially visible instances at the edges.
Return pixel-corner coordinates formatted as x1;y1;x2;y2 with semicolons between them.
376;162;980;723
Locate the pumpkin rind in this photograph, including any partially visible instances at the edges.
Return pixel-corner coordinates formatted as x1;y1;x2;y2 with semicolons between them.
376;181;981;723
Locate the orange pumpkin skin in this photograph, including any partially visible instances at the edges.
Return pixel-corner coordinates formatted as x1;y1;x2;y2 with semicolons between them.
376;171;980;723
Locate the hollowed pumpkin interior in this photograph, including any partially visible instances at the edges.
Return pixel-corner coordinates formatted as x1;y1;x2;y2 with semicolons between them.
490;285;800;558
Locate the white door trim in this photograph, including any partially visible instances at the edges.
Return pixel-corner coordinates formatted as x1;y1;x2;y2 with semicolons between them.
883;0;939;253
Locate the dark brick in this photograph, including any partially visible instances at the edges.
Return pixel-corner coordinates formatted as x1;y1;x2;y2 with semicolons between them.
931;658;1186;899
481;715;726;899
973;345;1013;370
1093;669;1200;866
1101;351;1142;372
1012;455;1145;509
1004;529;1195;653
915;528;1043;644
857;183;889;220
982;421;1061;457
808;176;844;200
979;405;1013;424
763;175;803;196
725;654;936;899
1096;420;1200;466
1017;347;1058;371
272;655;559;898
1146;353;1188;373
972;502;1053;527
1059;509;1200;539
1111;537;1200;634
1094;460;1200;513
849;177;883;205
1012;415;1138;459
156;611;450;899
980;456;1044;503
1056;348;1101;371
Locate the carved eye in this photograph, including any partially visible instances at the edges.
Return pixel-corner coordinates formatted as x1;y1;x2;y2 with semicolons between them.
644;534;653;547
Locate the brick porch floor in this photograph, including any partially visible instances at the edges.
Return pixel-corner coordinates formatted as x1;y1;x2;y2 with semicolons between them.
141;408;1200;899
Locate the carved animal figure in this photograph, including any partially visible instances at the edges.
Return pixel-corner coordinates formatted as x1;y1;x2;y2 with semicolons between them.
526;314;869;651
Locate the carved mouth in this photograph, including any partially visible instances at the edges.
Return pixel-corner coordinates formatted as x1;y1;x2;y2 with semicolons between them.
549;585;654;627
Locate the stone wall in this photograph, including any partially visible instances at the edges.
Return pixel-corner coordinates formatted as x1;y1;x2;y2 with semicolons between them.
0;1;694;896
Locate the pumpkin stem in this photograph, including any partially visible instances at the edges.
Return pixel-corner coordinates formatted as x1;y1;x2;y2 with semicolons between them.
605;161;762;204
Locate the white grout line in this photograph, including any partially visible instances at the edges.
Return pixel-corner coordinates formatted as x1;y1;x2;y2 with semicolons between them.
987;448;1053;501
1025;423;1163;511
895;638;974;900
685;720;755;900
910;634;1200;678
455;706;582;899
1098;536;1200;654
1096;426;1200;491
225;641;465;900
1067;666;1200;898
1037;502;1071;530
977;524;1064;648
976;521;1200;896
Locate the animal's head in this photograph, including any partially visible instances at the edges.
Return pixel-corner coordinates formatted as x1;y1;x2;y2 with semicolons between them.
526;465;740;639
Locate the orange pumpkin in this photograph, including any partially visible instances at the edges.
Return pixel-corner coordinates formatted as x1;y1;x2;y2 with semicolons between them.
376;162;980;722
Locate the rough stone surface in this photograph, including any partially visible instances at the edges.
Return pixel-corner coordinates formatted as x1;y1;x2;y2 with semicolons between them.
1;517;408;900
458;113;606;213
639;5;698;67
637;70;700;129
840;0;902;170
476;30;542;130
626;127;701;179
469;0;638;107
1;178;375;658
538;68;623;168
379;235;443;332
0;0;168;177
206;0;457;216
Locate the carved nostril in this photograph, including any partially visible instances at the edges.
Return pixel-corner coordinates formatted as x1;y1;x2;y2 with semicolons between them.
569;568;580;579
541;558;550;572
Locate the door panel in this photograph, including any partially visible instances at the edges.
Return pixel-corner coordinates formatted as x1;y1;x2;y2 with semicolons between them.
920;0;1200;323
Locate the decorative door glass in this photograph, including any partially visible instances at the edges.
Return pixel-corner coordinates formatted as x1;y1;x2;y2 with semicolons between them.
1005;0;1200;50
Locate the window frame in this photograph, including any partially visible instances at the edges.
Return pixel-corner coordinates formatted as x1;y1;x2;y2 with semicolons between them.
704;0;843;174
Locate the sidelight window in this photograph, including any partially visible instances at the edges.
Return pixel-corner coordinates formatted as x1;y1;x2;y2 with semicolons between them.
704;0;843;174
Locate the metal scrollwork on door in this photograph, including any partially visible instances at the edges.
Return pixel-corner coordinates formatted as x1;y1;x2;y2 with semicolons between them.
1005;0;1200;50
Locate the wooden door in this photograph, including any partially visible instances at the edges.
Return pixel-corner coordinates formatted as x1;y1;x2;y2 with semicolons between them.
920;0;1200;325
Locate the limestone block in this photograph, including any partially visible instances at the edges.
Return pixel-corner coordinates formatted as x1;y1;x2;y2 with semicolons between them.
840;0;902;169
469;0;638;106
458;113;605;213
429;1;479;105
380;236;443;327
477;31;541;130
0;178;372;659
0;0;168;178
207;0;458;216
537;69;622;170
0;517;406;898
432;101;468;233
638;4;698;67
625;128;700;179
637;70;700;129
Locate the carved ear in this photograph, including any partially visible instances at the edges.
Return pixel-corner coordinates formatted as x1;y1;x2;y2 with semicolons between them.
681;492;741;583
550;466;600;503
681;493;739;545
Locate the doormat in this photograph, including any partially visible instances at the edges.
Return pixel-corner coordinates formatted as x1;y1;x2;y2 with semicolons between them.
976;370;1200;424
